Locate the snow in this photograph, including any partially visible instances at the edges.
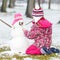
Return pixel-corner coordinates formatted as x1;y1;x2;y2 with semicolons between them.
0;2;60;60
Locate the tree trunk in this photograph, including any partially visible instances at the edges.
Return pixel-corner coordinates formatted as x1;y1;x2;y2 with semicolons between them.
25;0;35;18
1;0;7;12
57;21;60;24
38;0;41;8
8;0;15;8
13;0;15;7
48;0;51;9
33;0;35;8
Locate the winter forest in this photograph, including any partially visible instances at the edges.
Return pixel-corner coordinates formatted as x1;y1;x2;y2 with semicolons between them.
0;0;60;60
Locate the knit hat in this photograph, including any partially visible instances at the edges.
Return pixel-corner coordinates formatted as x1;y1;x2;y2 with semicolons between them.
36;17;52;28
12;13;23;25
32;7;44;17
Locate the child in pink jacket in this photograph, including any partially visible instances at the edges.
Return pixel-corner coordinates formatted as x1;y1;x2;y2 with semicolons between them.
23;8;52;55
23;17;52;55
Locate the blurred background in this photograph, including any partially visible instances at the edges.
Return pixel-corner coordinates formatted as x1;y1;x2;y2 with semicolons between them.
0;0;60;45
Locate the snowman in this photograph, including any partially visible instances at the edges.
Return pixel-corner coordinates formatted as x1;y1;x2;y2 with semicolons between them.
10;13;29;54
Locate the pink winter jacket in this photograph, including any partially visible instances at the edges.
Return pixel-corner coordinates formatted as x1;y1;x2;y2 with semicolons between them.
24;23;52;49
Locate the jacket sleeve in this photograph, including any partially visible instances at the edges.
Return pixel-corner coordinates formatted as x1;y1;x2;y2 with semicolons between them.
23;29;36;39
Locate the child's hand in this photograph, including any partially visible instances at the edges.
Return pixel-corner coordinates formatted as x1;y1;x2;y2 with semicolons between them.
22;28;25;31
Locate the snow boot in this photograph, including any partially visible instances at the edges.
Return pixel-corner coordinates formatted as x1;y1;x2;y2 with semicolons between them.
42;47;53;54
50;47;60;53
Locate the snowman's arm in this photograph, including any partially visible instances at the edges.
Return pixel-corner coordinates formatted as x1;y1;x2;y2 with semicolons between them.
23;30;36;39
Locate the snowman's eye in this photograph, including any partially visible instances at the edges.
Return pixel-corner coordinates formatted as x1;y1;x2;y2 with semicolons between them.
19;22;23;25
19;22;21;25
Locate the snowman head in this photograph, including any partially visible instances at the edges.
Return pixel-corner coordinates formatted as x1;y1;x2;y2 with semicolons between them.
11;13;24;37
12;13;23;28
32;7;44;23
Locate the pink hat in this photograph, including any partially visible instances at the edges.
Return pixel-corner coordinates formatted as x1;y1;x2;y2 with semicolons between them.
36;17;52;28
12;13;23;25
32;8;44;17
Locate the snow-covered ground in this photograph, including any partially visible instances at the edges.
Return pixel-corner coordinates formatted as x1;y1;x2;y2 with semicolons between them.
0;2;60;60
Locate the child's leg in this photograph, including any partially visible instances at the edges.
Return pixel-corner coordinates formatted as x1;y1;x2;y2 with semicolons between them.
26;45;42;55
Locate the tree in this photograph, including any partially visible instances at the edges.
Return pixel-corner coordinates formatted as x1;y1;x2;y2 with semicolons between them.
8;0;15;8
37;0;41;8
25;0;35;18
1;0;7;12
48;0;51;9
57;21;60;24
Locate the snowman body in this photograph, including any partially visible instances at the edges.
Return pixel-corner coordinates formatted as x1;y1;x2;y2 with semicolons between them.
10;21;29;53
